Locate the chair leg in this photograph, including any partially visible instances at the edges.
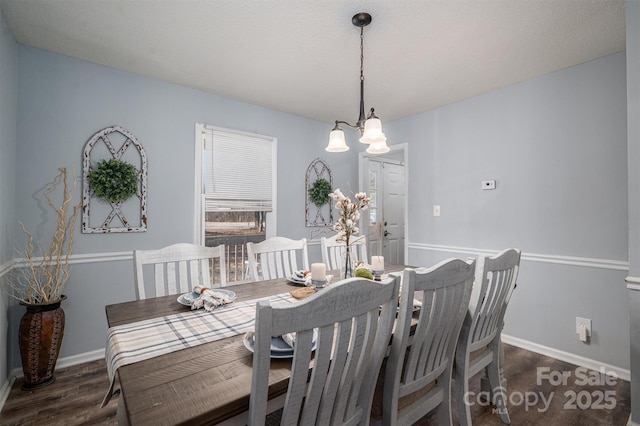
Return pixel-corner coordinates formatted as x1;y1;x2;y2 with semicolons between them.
453;353;473;426
480;350;507;394
486;341;511;424
480;372;507;400
437;368;454;426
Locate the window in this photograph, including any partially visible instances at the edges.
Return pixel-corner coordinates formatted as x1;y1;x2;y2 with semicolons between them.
194;123;276;283
368;168;378;226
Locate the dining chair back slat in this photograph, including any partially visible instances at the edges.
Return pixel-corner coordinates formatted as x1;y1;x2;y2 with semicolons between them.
321;235;368;270
246;237;309;281
249;275;400;425
133;243;227;300
453;248;521;426
376;259;475;426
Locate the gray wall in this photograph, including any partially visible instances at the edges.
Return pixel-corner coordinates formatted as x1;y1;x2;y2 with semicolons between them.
6;45;360;371
0;9;17;391
626;0;640;421
385;52;629;369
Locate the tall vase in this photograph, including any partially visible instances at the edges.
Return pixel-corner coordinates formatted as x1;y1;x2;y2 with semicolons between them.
18;295;66;390
340;246;355;279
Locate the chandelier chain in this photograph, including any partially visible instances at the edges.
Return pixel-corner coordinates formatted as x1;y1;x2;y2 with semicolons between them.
360;25;364;82
326;12;389;154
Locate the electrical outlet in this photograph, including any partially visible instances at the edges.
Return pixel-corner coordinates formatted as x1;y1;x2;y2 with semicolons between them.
433;205;440;216
482;179;496;190
576;317;592;342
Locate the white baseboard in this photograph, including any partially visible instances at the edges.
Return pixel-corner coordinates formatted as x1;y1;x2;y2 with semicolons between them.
628;414;640;426
0;346;105;413
502;334;630;382
56;348;106;370
0;348;105;413
5;348;105;381
0;375;16;414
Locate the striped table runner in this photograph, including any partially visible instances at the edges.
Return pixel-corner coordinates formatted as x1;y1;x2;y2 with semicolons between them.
102;292;295;406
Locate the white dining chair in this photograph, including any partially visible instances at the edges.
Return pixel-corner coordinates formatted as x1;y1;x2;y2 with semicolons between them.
320;234;368;270
453;248;521;425
246;237;309;281
248;275;401;425
133;243;227;300
372;259;475;426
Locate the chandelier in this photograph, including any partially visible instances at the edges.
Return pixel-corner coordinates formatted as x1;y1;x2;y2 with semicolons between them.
325;12;390;154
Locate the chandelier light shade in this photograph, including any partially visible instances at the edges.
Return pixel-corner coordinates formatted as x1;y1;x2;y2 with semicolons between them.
327;127;349;152
326;12;390;154
359;114;386;145
366;140;391;155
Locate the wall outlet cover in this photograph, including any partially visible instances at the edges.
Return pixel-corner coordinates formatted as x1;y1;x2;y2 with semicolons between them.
482;180;496;190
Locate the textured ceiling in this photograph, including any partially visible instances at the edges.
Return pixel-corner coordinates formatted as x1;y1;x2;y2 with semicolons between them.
0;0;626;125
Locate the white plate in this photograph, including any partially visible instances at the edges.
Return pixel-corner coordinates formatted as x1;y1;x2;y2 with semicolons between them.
177;289;237;306
243;330;318;359
287;275;308;286
287;274;334;287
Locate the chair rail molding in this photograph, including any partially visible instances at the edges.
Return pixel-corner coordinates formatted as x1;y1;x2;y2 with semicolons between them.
6;252;133;271
0;259;16;278
409;243;629;271
625;276;640;291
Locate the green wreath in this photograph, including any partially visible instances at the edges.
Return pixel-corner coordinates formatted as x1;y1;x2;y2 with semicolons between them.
89;159;139;203
308;178;332;207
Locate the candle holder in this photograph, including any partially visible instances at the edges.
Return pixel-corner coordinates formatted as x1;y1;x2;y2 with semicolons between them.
310;262;327;289
371;256;385;281
311;279;328;289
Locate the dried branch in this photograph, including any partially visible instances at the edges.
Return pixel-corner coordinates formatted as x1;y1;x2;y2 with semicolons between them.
3;166;79;304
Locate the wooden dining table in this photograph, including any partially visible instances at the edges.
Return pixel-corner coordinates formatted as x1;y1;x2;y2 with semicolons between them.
105;264;410;425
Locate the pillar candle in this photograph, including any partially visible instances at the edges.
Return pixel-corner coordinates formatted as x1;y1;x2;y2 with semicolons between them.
371;256;384;271
311;263;326;281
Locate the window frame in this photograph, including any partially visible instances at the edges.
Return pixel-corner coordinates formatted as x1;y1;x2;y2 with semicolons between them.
193;122;277;245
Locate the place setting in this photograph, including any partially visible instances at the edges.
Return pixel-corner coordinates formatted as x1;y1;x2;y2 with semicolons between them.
176;285;237;311
287;262;335;300
242;328;319;359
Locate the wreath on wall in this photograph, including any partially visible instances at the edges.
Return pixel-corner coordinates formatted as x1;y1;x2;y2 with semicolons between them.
308;178;332;207
88;158;139;203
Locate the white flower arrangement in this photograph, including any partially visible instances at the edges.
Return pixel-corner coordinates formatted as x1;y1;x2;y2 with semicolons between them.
329;188;370;247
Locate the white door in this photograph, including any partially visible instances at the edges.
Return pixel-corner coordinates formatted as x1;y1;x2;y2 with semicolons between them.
381;162;405;264
363;158;406;265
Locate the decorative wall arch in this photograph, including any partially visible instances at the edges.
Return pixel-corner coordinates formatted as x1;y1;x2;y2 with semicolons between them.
82;126;147;233
305;158;333;227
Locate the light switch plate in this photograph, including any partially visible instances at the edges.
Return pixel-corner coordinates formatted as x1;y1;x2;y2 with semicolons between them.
576;317;591;342
433;205;440;216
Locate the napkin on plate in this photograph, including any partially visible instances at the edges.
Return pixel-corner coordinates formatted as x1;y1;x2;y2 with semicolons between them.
293;270;309;280
191;286;233;311
281;333;296;348
412;298;422;311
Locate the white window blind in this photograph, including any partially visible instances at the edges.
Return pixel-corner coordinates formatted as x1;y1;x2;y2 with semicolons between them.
203;128;274;212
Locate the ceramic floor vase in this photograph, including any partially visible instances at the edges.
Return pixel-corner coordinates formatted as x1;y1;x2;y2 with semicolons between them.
18;295;66;390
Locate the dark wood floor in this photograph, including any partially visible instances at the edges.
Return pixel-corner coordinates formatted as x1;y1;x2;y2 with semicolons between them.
0;344;630;425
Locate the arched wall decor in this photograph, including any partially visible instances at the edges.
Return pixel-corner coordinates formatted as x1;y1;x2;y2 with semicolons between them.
82;126;148;233
305;158;333;227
